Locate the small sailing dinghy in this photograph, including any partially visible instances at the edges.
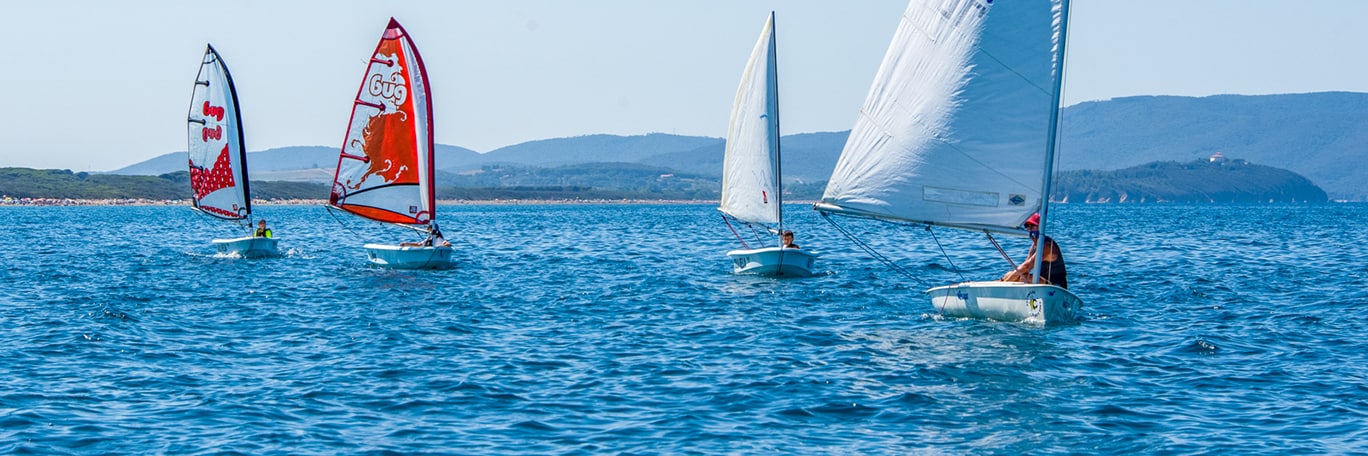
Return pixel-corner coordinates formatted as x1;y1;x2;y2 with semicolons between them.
187;44;278;259
719;12;815;278
815;0;1082;324
328;18;452;270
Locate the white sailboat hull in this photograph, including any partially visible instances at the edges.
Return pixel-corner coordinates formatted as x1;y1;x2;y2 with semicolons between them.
364;243;453;269
926;281;1081;325
727;247;816;277
212;236;279;258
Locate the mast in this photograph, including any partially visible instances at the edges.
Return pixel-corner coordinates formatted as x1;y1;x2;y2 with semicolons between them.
213;44;252;220
1031;0;1070;283
769;11;783;239
718;12;782;231
402;18;437;233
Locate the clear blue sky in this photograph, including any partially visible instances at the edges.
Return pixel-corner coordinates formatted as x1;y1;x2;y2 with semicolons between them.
3;0;1366;171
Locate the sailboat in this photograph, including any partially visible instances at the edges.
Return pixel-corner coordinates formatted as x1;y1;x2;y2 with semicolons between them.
719;12;816;278
187;44;278;258
814;0;1083;324
328;18;452;269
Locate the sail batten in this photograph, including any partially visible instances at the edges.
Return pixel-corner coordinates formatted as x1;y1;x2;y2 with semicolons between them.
329;18;435;227
819;0;1064;232
719;12;781;227
186;44;250;221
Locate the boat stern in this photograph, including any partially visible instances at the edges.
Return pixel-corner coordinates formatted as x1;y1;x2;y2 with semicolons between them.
212;236;280;259
727;247;817;278
926;281;1082;325
363;243;454;269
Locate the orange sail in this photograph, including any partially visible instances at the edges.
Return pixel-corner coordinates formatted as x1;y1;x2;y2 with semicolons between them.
329;18;435;226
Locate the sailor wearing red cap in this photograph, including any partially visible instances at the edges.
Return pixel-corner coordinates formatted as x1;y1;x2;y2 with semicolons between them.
1001;213;1068;288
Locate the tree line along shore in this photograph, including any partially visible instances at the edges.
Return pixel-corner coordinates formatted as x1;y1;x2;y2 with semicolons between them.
0;155;1333;206
0;196;720;207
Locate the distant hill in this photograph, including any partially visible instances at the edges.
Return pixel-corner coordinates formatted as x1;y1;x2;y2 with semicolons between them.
1059;92;1368;201
110;146;333;176
0;168;185;200
440;162;720;200
3;155;1327;203
640;131;847;184
1053;157;1327;203
102;92;1368;201
0;168;333;201
472;133;722;169
111;145;481;180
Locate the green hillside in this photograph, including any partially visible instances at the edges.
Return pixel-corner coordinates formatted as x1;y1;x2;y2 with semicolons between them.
1053;158;1327;203
2;155;1330;204
0;168;186;200
1059;92;1368;200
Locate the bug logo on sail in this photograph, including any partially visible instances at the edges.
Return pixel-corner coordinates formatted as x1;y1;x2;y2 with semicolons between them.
202;101;225;121
368;53;409;108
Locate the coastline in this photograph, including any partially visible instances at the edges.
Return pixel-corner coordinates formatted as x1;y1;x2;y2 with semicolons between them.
0;197;720;207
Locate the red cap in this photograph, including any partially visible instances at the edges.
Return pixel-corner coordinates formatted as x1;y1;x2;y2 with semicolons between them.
1024;213;1041;227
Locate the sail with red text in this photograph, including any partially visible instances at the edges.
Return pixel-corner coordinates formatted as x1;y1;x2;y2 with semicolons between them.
187;44;250;220
329;18;435;227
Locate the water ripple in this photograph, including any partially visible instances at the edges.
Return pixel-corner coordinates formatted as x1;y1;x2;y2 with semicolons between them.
0;204;1365;453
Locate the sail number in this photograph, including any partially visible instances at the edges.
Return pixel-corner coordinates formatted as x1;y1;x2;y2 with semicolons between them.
733;256;752;268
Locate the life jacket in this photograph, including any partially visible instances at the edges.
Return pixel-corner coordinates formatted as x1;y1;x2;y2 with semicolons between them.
255;228;272;238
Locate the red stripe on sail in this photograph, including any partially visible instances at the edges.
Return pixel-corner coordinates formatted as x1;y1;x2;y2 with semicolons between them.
198;205;239;218
190;144;237;200
340;204;425;225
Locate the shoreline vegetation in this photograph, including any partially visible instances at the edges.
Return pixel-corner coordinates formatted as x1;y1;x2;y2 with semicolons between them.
0;155;1335;206
2;196;1346;207
0;197;721;207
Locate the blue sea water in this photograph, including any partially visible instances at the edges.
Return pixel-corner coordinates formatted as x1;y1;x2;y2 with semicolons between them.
1;203;1365;454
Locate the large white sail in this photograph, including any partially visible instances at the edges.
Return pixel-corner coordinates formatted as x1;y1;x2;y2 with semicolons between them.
187;44;249;220
818;0;1065;233
719;12;781;227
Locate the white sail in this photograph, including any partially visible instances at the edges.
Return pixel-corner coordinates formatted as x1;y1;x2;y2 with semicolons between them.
719;12;781;227
818;0;1065;233
187;44;250;220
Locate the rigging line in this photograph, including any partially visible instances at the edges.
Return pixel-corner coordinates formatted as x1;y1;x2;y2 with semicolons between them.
721;214;750;250
190;206;248;236
925;225;967;282
819;211;927;287
935;133;1039;192
324;204;370;241
977;41;1055;98
747;222;767;247
986;232;1016;269
875;3;1047;194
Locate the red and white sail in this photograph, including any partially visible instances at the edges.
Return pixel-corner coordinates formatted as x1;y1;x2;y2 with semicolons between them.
329;18;435;226
187;44;250;220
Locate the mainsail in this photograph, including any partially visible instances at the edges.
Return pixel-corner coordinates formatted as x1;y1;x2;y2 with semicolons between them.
187;44;250;220
817;0;1066;234
329;18;435;227
719;12;781;228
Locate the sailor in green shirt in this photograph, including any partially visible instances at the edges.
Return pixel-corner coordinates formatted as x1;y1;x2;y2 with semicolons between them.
254;219;273;238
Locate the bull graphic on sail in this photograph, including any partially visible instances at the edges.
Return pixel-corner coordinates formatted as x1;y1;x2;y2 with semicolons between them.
328;18;452;269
